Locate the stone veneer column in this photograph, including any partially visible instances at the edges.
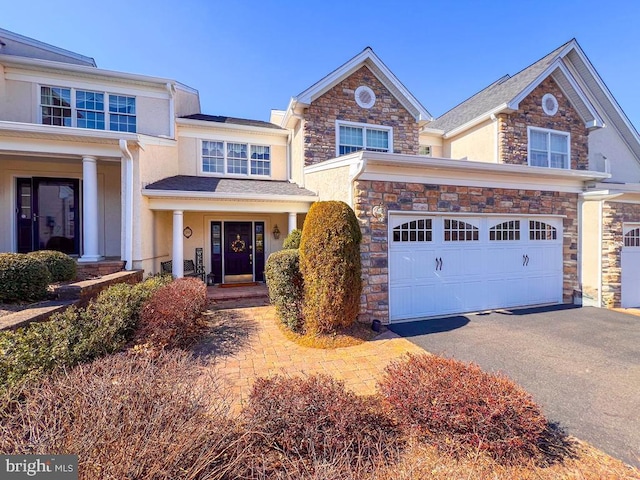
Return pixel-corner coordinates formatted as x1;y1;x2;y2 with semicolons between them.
172;210;184;278
78;156;103;262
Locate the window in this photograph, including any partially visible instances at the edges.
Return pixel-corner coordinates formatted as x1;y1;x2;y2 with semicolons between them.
336;121;392;156
392;219;432;242
624;227;640;247
528;127;569;169
419;145;432;156
529;221;557;240
109;95;136;132
489;220;520;241
444;219;479;241
40;85;136;132
201;140;270;176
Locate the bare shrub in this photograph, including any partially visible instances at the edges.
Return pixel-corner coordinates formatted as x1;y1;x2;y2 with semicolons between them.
0;351;246;479
378;353;548;464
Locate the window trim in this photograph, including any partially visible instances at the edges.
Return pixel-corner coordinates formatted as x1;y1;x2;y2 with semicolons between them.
38;84;136;133
199;139;272;178
527;126;570;170
419;145;432;156
335;120;393;157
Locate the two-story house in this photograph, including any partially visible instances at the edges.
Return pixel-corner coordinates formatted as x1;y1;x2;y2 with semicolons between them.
2;28;639;324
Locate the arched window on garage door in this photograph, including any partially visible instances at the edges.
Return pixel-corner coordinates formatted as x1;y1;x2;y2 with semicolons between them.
444;219;478;241
624;227;640;247
529;220;557;240
392;218;432;242
489;220;521;241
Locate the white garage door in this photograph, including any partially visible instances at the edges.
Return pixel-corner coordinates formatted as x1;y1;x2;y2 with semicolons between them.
621;224;640;308
389;215;563;322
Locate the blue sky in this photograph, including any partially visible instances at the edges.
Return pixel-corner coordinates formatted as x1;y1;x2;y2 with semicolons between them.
3;0;640;129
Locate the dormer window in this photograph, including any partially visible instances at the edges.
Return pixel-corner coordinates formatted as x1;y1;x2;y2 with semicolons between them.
336;120;392;156
527;127;569;169
40;85;136;133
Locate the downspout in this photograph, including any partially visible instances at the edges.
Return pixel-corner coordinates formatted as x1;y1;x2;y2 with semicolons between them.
286;131;292;182
119;139;134;270
348;155;367;208
490;113;499;163
166;83;175;139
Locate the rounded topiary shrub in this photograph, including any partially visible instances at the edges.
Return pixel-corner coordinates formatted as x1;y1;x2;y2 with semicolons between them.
265;249;303;331
27;250;77;282
299;201;362;334
378;353;548;464
0;253;51;303
282;228;302;249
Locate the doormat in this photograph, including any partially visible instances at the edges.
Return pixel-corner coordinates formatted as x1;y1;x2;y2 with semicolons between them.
218;282;259;288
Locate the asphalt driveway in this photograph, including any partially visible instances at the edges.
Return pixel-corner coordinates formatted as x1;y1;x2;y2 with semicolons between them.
390;305;640;468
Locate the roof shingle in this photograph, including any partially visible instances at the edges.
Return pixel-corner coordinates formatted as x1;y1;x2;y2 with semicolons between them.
145;176;316;197
180;114;284;130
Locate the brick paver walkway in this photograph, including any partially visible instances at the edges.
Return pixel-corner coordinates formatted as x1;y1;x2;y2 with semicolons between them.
198;305;425;409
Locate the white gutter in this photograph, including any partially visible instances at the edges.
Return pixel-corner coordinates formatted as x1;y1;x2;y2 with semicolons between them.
119;139;134;270
347;156;368;207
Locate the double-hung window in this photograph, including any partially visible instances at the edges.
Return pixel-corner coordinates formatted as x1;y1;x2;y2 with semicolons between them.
40;85;136;133
201;140;271;177
336;121;392;156
528;127;569;169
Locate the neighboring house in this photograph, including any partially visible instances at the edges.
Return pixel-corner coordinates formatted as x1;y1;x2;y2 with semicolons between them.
1;28;639;323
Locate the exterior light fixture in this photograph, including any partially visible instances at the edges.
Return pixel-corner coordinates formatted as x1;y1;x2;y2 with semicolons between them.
272;224;281;239
372;203;386;222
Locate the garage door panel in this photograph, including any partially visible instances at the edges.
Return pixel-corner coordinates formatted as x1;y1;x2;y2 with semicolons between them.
621;226;640;307
389;214;563;322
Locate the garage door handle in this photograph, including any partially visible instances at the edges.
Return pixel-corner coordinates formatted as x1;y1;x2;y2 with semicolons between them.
523;254;529;266
435;257;442;271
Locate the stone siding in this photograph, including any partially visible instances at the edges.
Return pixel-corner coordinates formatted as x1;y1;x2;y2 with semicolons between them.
303;65;419;166
498;77;589;170
601;201;640;307
354;180;578;322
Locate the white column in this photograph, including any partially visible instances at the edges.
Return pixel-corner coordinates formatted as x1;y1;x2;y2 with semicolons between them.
78;156;103;262
172;210;184;278
288;212;297;234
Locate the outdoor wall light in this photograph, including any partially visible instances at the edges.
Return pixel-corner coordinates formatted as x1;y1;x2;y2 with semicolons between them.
272;224;281;240
372;202;386;222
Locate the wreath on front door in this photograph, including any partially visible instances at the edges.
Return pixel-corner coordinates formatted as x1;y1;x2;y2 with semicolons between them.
231;234;246;253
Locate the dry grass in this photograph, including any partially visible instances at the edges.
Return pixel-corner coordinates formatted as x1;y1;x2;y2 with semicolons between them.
277;317;379;348
370;437;640;480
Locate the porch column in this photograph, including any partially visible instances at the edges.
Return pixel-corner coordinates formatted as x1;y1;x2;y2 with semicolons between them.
288;212;297;234
78;156;103;262
172;210;184;278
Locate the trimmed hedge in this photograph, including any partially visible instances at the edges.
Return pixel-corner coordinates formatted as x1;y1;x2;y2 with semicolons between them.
265;249;304;331
299;201;362;334
0;275;172;394
282;228;302;249
0;253;51;303
378;353;548;464
134;277;207;349
27;250;76;282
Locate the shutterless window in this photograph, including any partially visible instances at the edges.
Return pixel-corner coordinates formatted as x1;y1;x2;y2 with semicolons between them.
338;123;390;155
419;145;432;156
529;128;569;169
40;86;135;132
202;141;270;176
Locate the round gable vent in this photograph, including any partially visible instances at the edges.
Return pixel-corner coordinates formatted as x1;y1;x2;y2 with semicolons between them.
355;85;376;109
542;93;558;116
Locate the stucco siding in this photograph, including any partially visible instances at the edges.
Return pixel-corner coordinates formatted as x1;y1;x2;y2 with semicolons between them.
581;200;601;306
445;118;496;162
1;79;33;122
304;165;351;203
174;88;200;118
589;125;640;182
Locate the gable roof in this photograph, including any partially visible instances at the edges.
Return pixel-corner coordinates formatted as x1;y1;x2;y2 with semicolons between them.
284;47;432;125
0;27;96;67
429;39;640;162
180;114;284;130
429;40;607;137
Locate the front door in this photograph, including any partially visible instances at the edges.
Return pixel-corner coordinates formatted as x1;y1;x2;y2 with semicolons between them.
16;177;80;254
224;222;253;283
